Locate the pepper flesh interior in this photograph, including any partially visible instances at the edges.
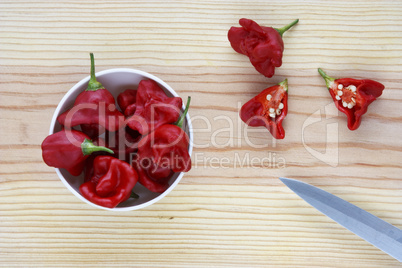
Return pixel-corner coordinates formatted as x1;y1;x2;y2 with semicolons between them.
264;89;285;119
333;83;357;109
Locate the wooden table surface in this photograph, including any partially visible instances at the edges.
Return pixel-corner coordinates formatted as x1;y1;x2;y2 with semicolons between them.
1;0;401;267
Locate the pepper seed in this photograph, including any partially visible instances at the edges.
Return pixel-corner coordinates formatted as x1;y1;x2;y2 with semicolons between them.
266;94;272;101
349;85;357;92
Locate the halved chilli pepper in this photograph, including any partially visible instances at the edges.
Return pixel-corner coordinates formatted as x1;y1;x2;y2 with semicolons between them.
79;156;138;208
228;18;299;78
240;79;288;139
134;97;191;193
127;79;182;135
57;53;125;136
318;68;385;130
41;129;113;176
117;89;137;117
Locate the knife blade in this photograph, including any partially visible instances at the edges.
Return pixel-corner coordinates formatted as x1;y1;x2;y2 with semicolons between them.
279;177;402;262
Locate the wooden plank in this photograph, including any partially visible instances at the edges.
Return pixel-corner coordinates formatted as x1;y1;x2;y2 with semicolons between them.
0;0;401;266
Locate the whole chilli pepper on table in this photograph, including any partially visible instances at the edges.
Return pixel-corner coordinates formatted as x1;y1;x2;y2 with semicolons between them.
134;97;192;193
318;68;385;130
228;18;299;78
41;129;114;176
57;53;125;136
79;156;138;208
240;79;288;139
127;79;182;135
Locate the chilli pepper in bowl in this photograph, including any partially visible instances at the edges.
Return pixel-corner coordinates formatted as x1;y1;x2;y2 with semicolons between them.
79;155;138;208
57;53;125;136
240;79;288;139
228;18;299;78
318;68;385;130
132;157;173;193
41;129;114;176
127;79;182;135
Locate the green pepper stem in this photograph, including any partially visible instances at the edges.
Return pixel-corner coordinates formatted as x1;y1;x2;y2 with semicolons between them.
318;68;335;89
175;96;191;129
278;78;288;92
86;53;105;91
81;138;114;156
275;19;299;36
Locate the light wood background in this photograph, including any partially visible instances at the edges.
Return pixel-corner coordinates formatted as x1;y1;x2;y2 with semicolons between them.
1;0;401;267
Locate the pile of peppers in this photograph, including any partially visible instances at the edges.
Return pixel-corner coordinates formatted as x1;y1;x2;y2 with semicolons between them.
41;53;192;208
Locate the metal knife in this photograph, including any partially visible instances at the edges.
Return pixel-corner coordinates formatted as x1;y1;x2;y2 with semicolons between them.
279;177;402;262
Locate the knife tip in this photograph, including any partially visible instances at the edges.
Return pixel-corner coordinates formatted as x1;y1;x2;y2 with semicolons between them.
279;177;303;189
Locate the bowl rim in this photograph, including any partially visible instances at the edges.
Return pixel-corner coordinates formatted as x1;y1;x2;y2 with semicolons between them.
49;68;193;211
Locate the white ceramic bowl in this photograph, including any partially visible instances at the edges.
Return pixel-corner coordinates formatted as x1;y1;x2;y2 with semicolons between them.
49;68;193;211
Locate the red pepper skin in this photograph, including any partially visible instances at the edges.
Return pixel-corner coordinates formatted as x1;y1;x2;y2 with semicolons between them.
133;157;173;193
147;160;173;179
124;104;137;117
57;88;124;132
79;156;138;208
41;129;113;176
117;89;137;116
57;53;125;134
127;80;182;135
132;96;191;193
318;68;385;130
104;127;142;162
228;18;298;78
83;138;110;182
80;124;106;139
240;79;288;139
133;125;190;193
138;124;191;173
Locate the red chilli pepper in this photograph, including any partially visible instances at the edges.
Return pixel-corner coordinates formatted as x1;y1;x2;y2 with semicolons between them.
132;157;173;193
41;129;114;176
240;79;288;139
79;156;138;208
228;18;299;78
57;53;125;136
127;80;182;135
104;126;142;162
134;97;191;193
117;89;137;117
138;124;191;172
318;68;385;130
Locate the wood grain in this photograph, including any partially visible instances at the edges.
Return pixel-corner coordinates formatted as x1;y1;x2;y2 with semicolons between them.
1;0;402;267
